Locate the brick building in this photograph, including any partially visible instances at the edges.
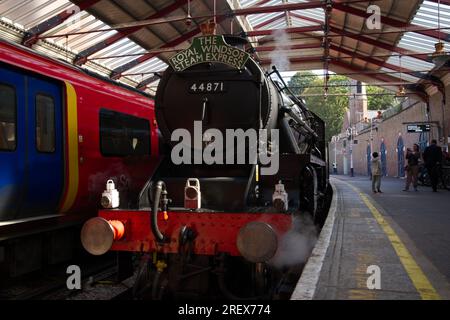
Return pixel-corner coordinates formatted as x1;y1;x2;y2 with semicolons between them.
329;76;450;177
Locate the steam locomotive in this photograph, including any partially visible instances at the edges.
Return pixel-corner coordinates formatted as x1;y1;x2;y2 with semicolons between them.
81;35;330;299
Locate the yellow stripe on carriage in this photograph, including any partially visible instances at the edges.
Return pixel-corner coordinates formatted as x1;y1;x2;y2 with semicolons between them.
60;82;79;213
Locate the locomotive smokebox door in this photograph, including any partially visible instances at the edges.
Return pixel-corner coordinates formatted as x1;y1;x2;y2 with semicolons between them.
185;178;201;209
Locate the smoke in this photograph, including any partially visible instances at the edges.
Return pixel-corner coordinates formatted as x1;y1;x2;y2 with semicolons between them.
270;214;318;268
268;29;292;71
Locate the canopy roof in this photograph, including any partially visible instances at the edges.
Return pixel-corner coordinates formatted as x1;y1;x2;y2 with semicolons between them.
1;0;449;99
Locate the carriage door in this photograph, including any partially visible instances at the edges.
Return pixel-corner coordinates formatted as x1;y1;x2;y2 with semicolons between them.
0;66;26;221
19;76;64;217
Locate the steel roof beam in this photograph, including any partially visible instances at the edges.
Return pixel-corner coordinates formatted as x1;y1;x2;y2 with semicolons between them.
246;25;323;37
331;60;429;102
260;56;323;65
289;12;324;25
330;44;413;73
332;60;408;83
329;26;430;61
253;13;285;29
231;1;325;16
333;2;450;42
22;0;101;47
136;74;161;91
254;43;322;52
331;45;445;90
110;16;226;80
428;0;450;6
73;0;190;65
249;0;273;7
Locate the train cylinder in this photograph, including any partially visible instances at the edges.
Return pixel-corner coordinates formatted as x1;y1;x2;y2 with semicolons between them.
80;217;125;255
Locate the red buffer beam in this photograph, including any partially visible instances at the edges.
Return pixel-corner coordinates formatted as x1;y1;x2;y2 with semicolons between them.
74;0;190;65
22;0;101;47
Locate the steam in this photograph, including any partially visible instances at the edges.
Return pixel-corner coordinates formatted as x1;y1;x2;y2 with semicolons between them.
268;29;292;71
271;214;318;268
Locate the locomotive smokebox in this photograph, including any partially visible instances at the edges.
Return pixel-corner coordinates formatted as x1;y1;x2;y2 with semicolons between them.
155;35;279;150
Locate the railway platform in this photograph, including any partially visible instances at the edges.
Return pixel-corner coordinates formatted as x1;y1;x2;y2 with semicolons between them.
292;176;450;300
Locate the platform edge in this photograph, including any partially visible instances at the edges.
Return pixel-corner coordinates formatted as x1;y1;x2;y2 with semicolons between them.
290;179;338;300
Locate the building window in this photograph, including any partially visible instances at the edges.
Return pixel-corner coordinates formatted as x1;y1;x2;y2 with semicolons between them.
100;109;150;157
356;81;362;94
36;94;55;153
0;84;16;151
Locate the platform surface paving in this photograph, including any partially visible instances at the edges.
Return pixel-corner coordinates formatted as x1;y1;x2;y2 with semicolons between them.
304;176;450;300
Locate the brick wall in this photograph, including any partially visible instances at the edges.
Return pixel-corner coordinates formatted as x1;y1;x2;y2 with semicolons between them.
329;87;449;177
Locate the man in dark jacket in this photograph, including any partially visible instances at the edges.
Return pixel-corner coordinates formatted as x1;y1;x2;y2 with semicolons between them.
423;139;443;192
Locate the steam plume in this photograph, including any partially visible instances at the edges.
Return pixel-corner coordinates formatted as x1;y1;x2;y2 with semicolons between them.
271;214;318;268
268;29;292;71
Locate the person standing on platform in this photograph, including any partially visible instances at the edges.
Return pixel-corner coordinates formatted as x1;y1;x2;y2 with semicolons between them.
404;144;421;192
423;139;442;192
371;152;382;193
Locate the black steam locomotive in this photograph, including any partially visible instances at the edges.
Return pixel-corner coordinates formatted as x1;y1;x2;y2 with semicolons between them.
81;34;330;299
148;35;329;220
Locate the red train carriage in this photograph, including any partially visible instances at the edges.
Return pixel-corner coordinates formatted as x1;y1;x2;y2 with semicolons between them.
0;39;159;279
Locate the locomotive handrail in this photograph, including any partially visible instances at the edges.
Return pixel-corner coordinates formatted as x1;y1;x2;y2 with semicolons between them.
268;66;310;114
281;106;319;140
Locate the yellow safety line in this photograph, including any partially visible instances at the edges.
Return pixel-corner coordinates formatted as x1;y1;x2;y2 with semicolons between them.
60;82;79;213
341;180;441;300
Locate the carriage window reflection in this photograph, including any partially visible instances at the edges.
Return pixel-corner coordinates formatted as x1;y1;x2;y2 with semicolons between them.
36;94;55;153
100;109;150;157
0;84;16;151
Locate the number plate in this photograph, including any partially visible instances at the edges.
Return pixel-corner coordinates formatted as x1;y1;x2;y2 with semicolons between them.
188;82;226;94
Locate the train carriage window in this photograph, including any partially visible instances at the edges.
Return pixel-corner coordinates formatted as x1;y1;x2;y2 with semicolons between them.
36;94;55;153
0;84;16;151
100;109;150;157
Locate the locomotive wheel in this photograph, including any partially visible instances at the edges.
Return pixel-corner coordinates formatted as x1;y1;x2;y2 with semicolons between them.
299;167;317;218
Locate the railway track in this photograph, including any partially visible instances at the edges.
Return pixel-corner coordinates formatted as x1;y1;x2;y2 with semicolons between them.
43;265;136;300
0;256;121;300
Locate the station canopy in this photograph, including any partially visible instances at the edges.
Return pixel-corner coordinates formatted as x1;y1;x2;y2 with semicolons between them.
0;0;449;98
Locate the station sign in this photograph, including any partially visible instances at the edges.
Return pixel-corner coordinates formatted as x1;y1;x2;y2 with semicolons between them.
169;35;250;72
407;124;431;133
